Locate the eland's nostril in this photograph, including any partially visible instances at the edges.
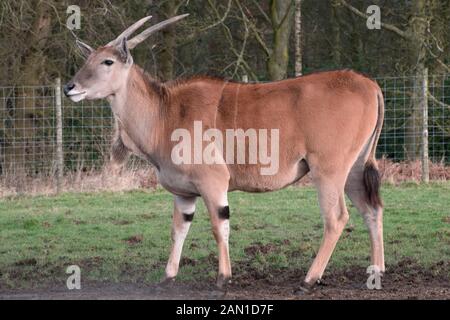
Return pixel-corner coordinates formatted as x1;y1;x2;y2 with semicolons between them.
63;83;76;96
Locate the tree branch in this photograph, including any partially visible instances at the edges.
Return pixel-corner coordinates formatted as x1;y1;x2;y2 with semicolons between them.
206;0;258;80
424;44;450;73
234;0;271;56
200;0;232;33
249;0;271;24
176;0;232;49
428;91;450;110
339;0;412;40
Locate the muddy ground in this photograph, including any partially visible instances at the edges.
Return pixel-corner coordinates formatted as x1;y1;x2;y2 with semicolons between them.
1;261;448;300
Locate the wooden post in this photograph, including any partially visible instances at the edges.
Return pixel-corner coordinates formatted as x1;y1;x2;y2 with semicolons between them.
421;68;429;183
55;77;64;193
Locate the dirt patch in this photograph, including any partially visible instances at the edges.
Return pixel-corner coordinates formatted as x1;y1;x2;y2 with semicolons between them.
1;260;448;300
139;213;156;220
180;257;198;267
14;258;37;267
123;235;143;245
244;243;278;256
112;220;132;225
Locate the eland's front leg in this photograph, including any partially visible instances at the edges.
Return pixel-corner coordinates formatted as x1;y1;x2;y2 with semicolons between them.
163;195;197;283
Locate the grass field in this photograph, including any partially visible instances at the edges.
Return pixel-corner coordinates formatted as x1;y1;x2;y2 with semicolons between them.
0;183;449;291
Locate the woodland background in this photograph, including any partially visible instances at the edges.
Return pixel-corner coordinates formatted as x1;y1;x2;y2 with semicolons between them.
0;0;449;190
1;0;450;82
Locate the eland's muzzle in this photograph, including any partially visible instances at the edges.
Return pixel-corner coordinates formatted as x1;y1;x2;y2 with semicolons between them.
63;83;76;96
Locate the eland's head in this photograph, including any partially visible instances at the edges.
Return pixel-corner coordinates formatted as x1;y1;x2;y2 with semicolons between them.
64;14;188;102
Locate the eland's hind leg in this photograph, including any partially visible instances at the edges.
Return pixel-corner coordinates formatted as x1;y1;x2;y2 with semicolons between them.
200;189;232;289
300;168;350;291
345;163;385;272
163;195;197;282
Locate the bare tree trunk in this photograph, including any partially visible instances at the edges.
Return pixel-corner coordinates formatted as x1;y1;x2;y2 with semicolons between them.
6;1;52;173
159;0;179;81
294;0;302;76
405;0;428;160
331;0;342;67
268;0;295;80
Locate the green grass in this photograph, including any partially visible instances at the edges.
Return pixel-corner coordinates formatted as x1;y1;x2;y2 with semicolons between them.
0;183;449;289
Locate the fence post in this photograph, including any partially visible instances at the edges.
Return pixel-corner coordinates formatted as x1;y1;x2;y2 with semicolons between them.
55;77;64;193
421;68;429;184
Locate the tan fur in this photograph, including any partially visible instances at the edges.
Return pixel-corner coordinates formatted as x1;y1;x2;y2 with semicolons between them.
65;20;385;290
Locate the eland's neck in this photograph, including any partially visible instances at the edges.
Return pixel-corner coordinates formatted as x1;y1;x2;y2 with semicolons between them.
108;65;166;166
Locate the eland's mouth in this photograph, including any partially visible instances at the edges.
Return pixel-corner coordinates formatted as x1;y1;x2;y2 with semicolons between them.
66;91;87;102
67;91;86;97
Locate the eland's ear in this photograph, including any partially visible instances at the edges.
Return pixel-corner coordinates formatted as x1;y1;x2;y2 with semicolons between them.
76;39;94;59
116;37;132;64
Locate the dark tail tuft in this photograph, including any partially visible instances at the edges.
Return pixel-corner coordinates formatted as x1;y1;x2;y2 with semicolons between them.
363;161;383;208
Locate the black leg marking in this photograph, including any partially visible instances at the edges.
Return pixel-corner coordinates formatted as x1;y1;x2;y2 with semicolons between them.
183;212;195;222
218;206;230;220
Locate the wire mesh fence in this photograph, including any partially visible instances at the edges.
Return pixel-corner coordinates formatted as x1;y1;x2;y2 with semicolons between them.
0;74;449;183
376;74;449;163
0;85;118;177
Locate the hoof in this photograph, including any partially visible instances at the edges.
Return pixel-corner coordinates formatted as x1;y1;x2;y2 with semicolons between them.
159;276;176;288
293;280;316;295
216;274;232;291
316;278;328;287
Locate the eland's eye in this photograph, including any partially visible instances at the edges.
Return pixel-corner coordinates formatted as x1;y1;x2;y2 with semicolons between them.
102;59;114;66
